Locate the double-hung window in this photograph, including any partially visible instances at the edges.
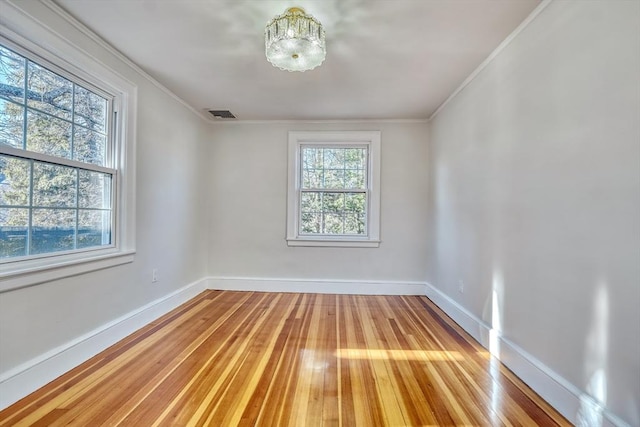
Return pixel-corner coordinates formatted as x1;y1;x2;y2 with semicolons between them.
0;30;134;291
287;131;381;247
0;42;113;259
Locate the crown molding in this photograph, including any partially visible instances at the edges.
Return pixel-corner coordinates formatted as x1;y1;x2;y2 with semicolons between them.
428;0;553;122
28;0;211;123
209;118;429;125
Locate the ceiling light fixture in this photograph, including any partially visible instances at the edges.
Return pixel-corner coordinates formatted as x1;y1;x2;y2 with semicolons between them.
265;7;326;72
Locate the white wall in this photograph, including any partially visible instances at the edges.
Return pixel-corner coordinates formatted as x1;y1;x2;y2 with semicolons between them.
207;121;429;287
0;0;210;400
428;1;639;425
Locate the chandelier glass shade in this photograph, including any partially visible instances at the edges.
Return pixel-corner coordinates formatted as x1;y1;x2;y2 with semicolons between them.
265;7;326;72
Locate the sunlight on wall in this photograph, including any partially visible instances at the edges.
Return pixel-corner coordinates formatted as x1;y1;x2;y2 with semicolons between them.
489;270;504;357
576;284;610;427
488;270;505;423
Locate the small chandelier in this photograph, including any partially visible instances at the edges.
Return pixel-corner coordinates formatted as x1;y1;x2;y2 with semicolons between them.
265;7;326;72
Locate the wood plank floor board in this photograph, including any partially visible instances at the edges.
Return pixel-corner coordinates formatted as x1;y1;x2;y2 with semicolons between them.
0;291;571;426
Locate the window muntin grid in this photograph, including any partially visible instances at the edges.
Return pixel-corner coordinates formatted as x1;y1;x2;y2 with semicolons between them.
299;146;368;236
0;42;114;260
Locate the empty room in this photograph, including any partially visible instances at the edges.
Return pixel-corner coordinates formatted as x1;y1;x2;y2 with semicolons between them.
0;0;638;426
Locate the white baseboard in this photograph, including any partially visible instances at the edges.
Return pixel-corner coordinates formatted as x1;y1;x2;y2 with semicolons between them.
423;282;629;427
207;276;427;295
0;277;208;410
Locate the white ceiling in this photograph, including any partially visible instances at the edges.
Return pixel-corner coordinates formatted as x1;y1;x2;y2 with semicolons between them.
55;0;541;121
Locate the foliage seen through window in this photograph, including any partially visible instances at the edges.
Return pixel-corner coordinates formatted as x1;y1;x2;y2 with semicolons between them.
0;43;113;260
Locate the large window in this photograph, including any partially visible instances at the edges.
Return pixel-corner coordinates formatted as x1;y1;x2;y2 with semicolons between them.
0;42;114;260
287;131;381;247
0;21;135;292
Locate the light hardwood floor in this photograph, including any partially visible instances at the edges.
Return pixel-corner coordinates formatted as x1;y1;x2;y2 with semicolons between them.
0;290;570;426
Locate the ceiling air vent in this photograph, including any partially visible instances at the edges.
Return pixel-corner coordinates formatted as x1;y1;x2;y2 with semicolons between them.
208;110;236;119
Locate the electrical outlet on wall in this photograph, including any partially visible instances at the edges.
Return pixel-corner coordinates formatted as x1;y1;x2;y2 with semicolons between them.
458;280;464;294
152;269;159;283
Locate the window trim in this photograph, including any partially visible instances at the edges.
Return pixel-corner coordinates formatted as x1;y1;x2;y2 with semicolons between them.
287;131;381;248
0;16;136;292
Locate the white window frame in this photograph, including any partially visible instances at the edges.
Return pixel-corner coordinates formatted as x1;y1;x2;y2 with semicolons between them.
287;131;381;248
0;12;136;292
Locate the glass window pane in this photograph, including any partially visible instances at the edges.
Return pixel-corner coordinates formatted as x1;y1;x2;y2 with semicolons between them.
31;208;75;254
74;85;107;132
78;170;111;209
324;213;344;234
302;169;322;189
0;207;28;258
0;43;116;260
301;212;321;234
26;110;72;159
300;191;320;213
27;61;72;120
0;98;24;149
323;148;344;169
344;148;366;170
322;192;344;213
345;193;366;214
0;46;25;103
345;169;365;189
323;169;344;189
302;147;322;169
345;213;366;235
0;155;30;206
78;209;111;249
74;127;106;165
32;162;76;207
301;147;367;191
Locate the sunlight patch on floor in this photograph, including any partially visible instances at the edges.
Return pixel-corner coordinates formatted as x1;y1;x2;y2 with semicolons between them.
336;348;464;361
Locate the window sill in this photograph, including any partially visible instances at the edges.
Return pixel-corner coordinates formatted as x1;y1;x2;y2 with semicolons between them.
0;249;135;293
287;238;381;248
